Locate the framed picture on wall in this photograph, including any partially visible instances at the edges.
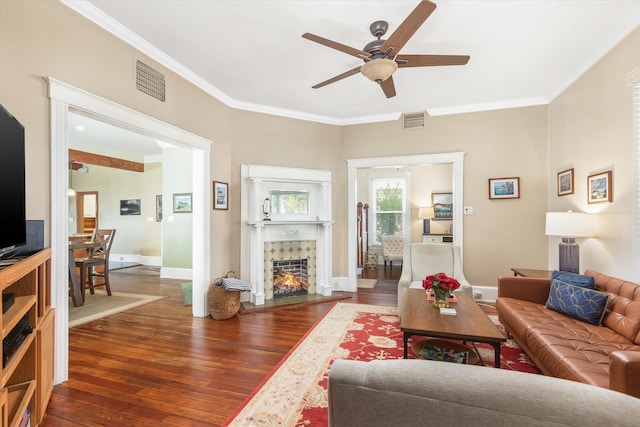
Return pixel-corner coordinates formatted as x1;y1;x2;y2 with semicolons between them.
431;192;453;220
557;168;574;196
213;181;229;210
488;177;520;199
587;171;612;204
120;199;141;215
173;193;192;213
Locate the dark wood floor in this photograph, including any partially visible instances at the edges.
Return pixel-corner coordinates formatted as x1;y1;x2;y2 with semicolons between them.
43;266;402;426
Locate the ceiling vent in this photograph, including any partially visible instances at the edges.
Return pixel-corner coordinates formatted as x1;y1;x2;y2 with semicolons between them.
403;112;425;129
135;60;165;102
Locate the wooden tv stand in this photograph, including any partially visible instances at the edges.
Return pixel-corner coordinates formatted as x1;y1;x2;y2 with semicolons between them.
0;248;54;426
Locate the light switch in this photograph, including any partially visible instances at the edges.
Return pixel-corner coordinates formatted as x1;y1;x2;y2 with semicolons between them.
463;206;473;215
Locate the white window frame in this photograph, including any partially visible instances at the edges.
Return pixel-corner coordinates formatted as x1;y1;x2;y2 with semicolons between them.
369;172;410;246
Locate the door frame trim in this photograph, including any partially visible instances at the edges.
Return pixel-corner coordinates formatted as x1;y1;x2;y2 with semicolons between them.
345;152;465;292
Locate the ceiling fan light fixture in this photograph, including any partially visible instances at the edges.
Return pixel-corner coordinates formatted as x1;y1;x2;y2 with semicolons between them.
361;58;398;83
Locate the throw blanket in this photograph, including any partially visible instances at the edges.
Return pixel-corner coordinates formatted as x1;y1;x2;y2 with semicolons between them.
223;277;252;291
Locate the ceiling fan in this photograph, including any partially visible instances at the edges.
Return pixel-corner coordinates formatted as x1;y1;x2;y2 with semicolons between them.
302;0;469;98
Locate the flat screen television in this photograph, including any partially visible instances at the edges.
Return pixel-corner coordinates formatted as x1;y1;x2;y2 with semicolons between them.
0;104;26;258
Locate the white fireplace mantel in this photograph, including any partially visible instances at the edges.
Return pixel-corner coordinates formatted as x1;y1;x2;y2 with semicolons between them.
247;220;333;225
240;165;333;305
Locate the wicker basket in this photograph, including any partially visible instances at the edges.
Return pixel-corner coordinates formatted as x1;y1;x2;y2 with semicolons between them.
208;271;241;320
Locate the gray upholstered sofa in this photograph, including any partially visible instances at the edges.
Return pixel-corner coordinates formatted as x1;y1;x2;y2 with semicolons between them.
328;359;640;426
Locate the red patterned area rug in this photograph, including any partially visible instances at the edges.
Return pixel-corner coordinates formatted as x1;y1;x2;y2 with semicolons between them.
224;302;540;426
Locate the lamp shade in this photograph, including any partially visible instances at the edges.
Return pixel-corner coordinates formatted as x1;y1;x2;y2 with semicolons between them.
545;212;594;238
360;58;398;83
418;207;434;219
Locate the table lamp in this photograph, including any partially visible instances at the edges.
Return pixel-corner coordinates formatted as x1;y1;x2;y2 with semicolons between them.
545;211;594;273
418;207;434;234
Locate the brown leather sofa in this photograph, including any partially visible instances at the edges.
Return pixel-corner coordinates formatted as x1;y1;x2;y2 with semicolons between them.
496;269;640;398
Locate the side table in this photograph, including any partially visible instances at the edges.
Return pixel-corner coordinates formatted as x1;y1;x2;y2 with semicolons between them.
510;268;552;279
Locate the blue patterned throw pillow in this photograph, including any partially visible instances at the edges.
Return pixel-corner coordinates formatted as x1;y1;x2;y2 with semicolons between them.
550;270;595;289
545;279;609;325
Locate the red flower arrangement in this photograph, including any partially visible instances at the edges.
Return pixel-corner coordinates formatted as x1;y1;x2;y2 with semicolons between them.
422;272;460;296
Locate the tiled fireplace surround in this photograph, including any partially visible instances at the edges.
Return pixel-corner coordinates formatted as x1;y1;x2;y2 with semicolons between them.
266;241;315;299
240;165;333;305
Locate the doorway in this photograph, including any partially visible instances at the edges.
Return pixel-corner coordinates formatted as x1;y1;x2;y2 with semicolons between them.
75;191;98;234
48;77;212;384
345;152;465;293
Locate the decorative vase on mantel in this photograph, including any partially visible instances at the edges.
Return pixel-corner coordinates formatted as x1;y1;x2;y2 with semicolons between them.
432;288;450;309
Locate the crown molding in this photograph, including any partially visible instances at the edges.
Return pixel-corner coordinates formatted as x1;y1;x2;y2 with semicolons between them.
427;97;548;117
547;19;640;102
63;0;619;126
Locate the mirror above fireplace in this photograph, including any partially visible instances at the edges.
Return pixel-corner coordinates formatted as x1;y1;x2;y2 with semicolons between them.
269;189;310;216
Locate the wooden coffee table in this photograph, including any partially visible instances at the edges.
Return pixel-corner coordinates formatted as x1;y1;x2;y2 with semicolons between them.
400;288;507;368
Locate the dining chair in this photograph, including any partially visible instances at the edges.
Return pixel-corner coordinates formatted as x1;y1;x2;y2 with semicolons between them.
74;229;116;299
381;235;404;272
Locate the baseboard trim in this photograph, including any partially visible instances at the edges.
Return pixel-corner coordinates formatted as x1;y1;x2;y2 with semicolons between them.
109;253;161;266
332;276;351;292
471;285;498;303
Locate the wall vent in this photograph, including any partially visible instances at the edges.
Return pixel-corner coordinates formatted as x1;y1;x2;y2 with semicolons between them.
135;60;165;102
403;112;425;129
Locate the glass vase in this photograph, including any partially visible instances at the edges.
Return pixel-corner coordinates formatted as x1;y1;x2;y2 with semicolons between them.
432;288;450;308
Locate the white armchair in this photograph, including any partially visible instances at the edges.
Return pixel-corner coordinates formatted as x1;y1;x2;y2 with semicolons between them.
397;243;472;316
381;235;404;271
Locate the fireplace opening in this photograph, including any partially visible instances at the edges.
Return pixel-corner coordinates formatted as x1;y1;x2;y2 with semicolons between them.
273;259;308;298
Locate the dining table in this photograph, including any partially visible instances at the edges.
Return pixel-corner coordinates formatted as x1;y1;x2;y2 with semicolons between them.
69;240;101;307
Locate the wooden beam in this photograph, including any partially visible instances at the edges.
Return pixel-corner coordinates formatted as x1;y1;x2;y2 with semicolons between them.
69;149;144;172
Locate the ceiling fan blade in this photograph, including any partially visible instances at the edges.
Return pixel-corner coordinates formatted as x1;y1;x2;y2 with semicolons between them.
312;66;362;89
302;33;372;59
396;54;470;67
380;76;396;98
380;0;436;56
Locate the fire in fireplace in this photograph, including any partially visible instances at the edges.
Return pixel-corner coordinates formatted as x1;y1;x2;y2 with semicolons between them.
273;259;308;298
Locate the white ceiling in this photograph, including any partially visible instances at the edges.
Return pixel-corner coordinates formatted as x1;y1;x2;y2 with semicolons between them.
64;0;640;127
68;111;164;163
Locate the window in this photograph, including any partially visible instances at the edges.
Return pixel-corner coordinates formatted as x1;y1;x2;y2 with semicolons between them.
370;175;408;245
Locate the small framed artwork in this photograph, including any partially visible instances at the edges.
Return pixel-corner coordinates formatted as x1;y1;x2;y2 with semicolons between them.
120;199;141;215
213;181;229;210
488;177;520;199
557;168;574;196
431;192;453;220
173;193;193;213
155;195;163;222
588;171;612;204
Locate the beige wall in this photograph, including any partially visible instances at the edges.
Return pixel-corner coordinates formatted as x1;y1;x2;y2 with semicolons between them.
548;26;640;280
0;0;233;277
3;0;637;292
